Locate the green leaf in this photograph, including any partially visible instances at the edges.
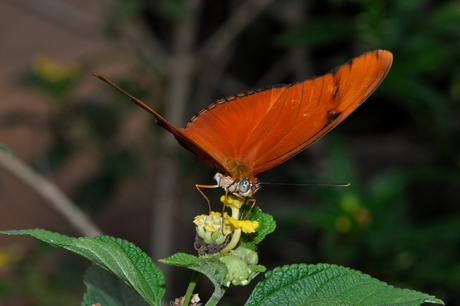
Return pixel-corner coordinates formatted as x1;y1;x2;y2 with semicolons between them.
245;264;444;306
161;253;228;305
0;229;165;306
160;252;200;266
241;206;276;249
82;264;149;306
0;144;14;157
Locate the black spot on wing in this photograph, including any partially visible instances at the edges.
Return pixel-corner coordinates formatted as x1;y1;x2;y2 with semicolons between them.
332;82;340;100
327;110;342;125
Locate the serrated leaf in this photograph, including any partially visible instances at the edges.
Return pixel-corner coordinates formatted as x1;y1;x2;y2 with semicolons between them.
161;253;228;284
161;253;228;304
0;229;165;306
160;252;200;266
241;206;276;249
245;264;444;306
81;264;149;306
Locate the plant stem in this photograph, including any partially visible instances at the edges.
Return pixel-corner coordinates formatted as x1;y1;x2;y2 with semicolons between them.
182;270;201;306
0;151;103;237
220;205;242;253
220;228;241;253
205;287;227;306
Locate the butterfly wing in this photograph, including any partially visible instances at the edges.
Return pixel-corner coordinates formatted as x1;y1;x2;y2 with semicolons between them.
92;72;230;175
179;50;393;177
130;98;231;176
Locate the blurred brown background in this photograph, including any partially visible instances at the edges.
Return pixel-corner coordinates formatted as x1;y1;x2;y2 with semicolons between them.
0;0;459;305
0;0;107;234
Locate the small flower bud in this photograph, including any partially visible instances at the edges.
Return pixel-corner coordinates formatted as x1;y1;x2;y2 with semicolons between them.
219;247;265;287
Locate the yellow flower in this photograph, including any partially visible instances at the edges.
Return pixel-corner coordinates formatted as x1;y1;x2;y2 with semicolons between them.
194;212;232;244
220;195;245;209
227;217;259;233
196;195;259;254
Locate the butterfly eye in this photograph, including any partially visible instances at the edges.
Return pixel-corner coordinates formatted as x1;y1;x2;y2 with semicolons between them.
238;178;251;194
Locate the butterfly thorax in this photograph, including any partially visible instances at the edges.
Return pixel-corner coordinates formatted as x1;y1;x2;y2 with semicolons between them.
214;172;260;198
214;158;260;197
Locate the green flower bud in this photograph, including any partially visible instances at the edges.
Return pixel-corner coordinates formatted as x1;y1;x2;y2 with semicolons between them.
219;247;266;287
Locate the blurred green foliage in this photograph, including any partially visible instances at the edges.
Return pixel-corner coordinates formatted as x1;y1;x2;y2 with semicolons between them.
271;135;460;301
0;244;83;305
3;0;460;304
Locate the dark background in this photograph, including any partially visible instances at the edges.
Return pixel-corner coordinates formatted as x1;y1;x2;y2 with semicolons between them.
0;0;459;305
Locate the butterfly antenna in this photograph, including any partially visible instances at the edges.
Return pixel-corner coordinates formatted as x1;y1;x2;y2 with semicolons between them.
92;73;159;114
93;72;184;136
259;182;351;187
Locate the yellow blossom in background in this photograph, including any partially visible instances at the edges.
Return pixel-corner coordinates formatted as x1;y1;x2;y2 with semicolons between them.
340;193;360;213
337;193;372;231
0;246;25;271
353;207;372;225
0;248;9;269
32;55;81;83
335;216;352;233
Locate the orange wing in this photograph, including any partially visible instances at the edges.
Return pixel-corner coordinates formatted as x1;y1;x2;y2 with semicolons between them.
93;71;230;174
178;50;393;178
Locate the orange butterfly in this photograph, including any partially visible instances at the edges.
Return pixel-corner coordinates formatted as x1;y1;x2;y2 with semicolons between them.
94;50;392;202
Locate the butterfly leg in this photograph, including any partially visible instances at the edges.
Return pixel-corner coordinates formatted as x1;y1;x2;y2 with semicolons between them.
195;184;219;213
242;198;257;220
221;189;232;219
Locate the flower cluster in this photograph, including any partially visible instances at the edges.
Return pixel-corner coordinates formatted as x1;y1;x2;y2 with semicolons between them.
193;195;259;254
193;212;232;245
193;194;266;286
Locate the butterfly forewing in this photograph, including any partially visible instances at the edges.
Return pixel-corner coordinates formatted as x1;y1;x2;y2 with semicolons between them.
179;50;392;178
248;49;393;174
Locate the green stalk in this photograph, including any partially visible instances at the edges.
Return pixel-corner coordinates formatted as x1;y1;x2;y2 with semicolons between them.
182;270;201;306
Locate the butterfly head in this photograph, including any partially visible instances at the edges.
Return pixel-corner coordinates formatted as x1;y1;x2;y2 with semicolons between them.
214;173;260;198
